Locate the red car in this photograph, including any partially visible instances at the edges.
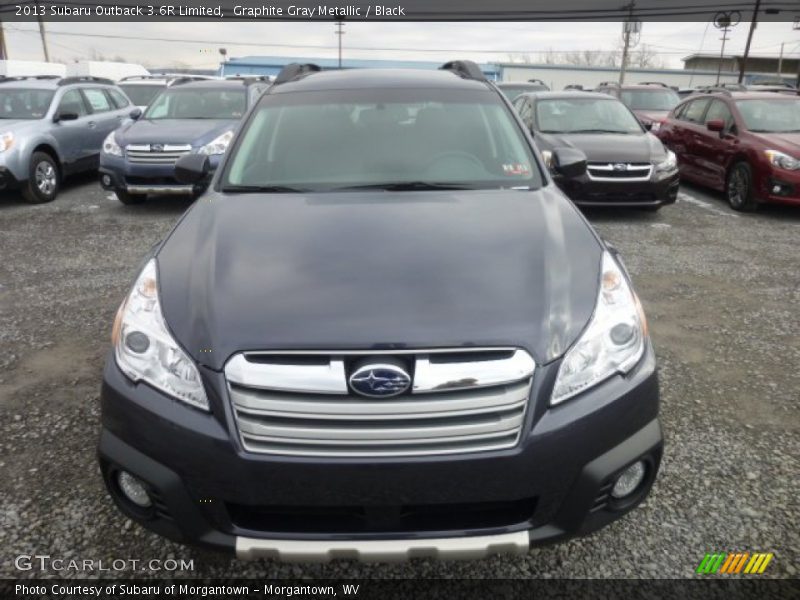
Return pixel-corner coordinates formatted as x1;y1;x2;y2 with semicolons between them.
657;90;800;210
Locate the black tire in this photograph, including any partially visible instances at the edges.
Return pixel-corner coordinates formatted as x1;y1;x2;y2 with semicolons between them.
115;190;145;205
641;205;662;213
22;152;60;204
726;161;758;212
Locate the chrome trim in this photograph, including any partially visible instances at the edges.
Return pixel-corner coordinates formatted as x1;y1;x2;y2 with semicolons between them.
126;143;192;152
224;348;535;458
126;144;192;165
413;349;535;393
235;530;530;562
242;346;520;356
125;185;195;195
586;163;653;182
226;354;347;395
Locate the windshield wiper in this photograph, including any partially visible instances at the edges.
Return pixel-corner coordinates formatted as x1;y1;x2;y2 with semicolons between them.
220;185;307;193
568;129;634;134
330;181;480;192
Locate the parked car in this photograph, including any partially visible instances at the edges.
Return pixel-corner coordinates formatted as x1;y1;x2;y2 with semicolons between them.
98;61;662;560
513;91;679;210
66;61;149;81
497;79;550;101
118;74;216;111
99;78;269;204
595;83;681;132
0;75;133;203
658;90;800;210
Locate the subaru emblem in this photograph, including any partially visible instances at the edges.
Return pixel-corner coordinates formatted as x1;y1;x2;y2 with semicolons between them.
349;363;411;398
612;163;628;171
151;144;164;152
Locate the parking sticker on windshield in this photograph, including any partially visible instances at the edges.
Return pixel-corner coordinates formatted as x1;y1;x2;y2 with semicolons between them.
503;163;531;176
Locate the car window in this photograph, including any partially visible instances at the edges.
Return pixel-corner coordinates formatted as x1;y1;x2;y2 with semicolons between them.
735;98;800;133
498;85;546;101
620;89;680;111
515;98;532;124
145;88;246;119
704;100;734;128
0;88;54;119
58;89;88;117
223;88;542;191
83;88;113;113
107;88;130;109
535;97;642;134
118;83;164;107
680;98;710;124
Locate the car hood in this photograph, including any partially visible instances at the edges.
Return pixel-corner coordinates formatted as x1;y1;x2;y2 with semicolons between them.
0;119;43;132
536;132;665;163
155;187;604;370
751;131;800;155
632;110;670;123
116;118;235;147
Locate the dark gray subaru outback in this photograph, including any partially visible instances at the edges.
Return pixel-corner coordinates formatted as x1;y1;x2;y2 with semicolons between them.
99;61;663;562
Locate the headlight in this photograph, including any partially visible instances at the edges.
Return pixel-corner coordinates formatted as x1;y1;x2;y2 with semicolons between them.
198;130;233;155
102;131;122;156
764;149;800;171
0;132;15;153
654;150;677;178
540;149;553;168
111;259;209;410
551;252;647;405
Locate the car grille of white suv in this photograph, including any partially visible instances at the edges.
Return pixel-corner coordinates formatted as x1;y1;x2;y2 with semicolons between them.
224;348;535;458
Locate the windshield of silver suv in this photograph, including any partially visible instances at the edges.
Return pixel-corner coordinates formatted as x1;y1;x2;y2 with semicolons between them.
536;97;643;134
118;83;164;107
144;88;246;119
735;98;800;133
620;89;680;111
0;88;55;119
222;88;542;191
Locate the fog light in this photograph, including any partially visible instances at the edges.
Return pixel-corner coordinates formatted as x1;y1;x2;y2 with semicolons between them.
117;471;152;507
611;461;646;499
102;174;112;186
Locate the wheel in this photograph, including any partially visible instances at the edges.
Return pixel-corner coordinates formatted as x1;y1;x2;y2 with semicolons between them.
114;190;145;205
22;152;59;204
726;161;757;212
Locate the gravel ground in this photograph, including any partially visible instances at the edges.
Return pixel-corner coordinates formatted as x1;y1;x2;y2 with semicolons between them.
0;177;798;580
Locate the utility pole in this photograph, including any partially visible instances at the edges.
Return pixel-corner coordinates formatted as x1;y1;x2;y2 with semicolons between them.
738;0;762;83
35;1;50;62
335;20;345;69
618;1;638;85
777;42;784;78
0;21;6;60
713;11;740;85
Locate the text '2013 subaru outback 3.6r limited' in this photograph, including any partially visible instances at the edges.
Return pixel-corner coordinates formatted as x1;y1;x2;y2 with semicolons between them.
99;61;663;562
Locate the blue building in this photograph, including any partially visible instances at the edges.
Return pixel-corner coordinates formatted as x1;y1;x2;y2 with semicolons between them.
219;56;501;80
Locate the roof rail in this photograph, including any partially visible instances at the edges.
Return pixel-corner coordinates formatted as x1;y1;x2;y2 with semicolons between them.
273;63;322;86
0;75;61;83
638;81;668;87
57;76;115;86
440;60;486;81
119;74;165;82
527;78;546;85
223;75;273;84
696;87;732;96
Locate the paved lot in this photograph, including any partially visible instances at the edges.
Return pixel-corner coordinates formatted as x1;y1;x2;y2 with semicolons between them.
0;177;798;579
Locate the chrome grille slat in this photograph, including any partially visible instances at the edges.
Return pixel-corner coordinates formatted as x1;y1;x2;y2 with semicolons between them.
224;348;535;458
586;162;653;182
125;144;192;165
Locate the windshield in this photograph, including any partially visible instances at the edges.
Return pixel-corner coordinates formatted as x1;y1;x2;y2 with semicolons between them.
222;88;542;192
619;89;680;111
0;89;54;119
119;84;164;107
535;98;643;134
144;88;245;119
736;98;800;133
498;84;547;101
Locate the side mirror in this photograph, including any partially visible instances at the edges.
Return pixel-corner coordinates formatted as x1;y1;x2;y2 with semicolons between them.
706;119;725;133
53;112;78;123
551;147;587;178
175;154;210;184
129;108;143;120
642;121;653;131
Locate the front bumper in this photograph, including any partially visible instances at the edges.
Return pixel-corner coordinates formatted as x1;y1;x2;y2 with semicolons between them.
756;168;800;206
98;345;663;561
555;170;680;208
99;153;220;196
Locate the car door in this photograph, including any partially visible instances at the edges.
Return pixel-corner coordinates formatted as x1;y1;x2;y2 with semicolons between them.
49;88;93;168
672;97;711;182
694;99;739;190
80;87;122;162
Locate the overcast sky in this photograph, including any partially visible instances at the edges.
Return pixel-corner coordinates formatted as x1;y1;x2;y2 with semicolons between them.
3;21;799;69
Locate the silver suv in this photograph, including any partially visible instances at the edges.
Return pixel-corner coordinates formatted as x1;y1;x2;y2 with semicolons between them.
0;75;133;203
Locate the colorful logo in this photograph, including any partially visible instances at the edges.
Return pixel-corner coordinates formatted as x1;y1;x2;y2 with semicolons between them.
696;552;774;575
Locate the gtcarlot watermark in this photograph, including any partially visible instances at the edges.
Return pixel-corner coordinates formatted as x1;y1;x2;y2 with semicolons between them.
14;554;194;573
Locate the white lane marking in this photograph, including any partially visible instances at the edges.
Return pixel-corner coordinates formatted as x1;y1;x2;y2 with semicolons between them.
677;191;739;218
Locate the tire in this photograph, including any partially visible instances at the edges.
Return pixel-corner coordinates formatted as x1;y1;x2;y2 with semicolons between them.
22;152;59;204
641;205;661;213
726;161;758;212
115;190;145;205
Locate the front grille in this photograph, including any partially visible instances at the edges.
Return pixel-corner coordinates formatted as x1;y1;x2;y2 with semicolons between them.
227;497;537;534
587;162;653;182
224;348;535;458
126;144;192;165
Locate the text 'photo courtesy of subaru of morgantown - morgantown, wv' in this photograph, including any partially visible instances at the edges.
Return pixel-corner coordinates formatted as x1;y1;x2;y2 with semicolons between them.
98;62;662;561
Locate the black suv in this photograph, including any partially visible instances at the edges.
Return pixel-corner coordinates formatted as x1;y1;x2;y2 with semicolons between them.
99;61;662;561
496;79;550;101
514;91;679;210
